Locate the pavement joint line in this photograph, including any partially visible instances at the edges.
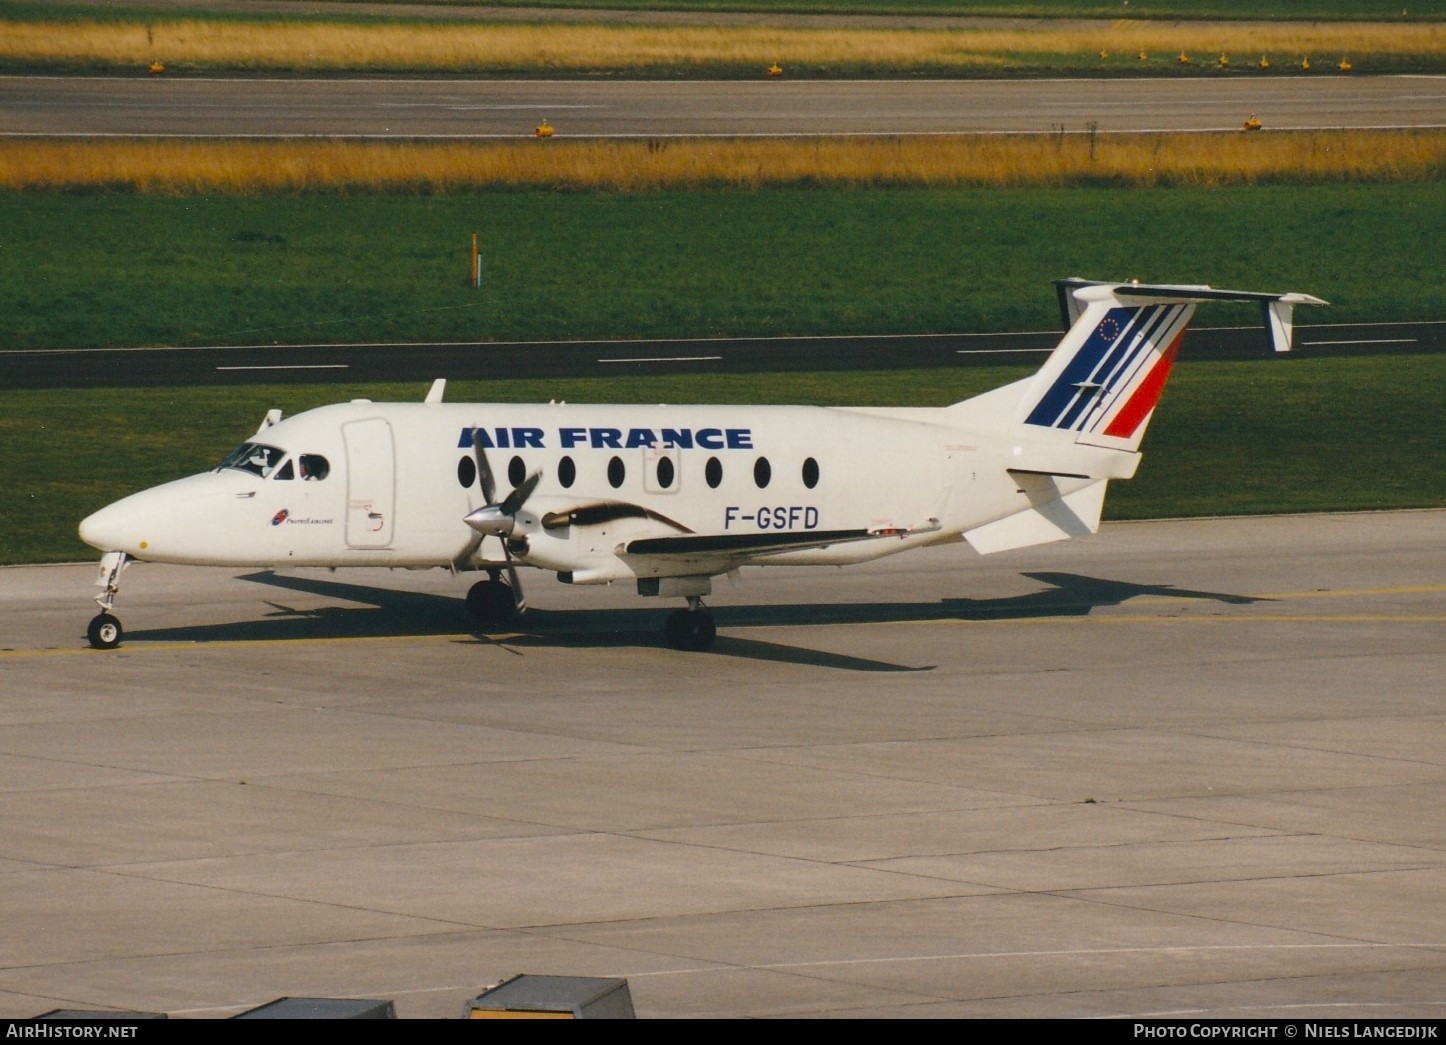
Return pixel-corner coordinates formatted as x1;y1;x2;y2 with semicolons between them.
618;940;1446;977
5;612;1443;658
1249;584;1446;599
861;614;1446;629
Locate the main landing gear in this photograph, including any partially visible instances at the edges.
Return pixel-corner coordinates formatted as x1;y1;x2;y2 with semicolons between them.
664;596;716;652
86;551;131;650
466;572;520;629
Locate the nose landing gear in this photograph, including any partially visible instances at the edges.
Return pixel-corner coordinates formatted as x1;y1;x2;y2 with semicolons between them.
86;551;131;650
87;613;123;650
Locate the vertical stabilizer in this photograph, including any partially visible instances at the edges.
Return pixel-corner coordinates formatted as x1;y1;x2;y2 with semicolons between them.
1020;281;1328;453
1019;285;1195;453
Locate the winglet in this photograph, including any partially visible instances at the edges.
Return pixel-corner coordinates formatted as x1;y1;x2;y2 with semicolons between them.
1262;294;1328;352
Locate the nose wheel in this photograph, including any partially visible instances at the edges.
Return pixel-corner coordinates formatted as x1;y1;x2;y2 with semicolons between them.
87;612;123;650
664;598;716;652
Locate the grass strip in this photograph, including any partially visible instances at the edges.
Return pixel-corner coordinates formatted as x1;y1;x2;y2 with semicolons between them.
3;132;1441;194
1;15;1440;75
2;184;1442;349
4;353;1443;565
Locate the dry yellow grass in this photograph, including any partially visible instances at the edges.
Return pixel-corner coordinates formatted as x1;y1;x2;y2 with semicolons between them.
1;19;1441;71
1;131;1439;193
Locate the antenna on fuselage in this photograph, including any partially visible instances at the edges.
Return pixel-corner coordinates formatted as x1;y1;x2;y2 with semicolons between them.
254;408;282;436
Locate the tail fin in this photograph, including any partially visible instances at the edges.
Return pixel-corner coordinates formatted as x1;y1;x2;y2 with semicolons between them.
1018;280;1327;453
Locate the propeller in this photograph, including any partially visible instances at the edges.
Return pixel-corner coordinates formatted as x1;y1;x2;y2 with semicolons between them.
456;430;541;612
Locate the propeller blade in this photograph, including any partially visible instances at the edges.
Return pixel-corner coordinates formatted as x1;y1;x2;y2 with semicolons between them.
502;549;527;614
500;470;542;516
471;429;497;504
461;436;538;615
452;530;484;570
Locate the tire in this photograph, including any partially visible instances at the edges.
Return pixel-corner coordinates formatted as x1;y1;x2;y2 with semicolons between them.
87;613;123;650
664;608;716;652
466;580;516;627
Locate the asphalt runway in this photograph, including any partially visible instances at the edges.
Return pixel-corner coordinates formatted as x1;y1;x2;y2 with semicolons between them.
4;322;1440;390
5;75;1443;138
1;510;1442;1018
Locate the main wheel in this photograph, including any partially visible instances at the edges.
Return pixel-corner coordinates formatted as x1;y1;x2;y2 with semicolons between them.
87;612;123;650
664;608;716;652
466;579;517;627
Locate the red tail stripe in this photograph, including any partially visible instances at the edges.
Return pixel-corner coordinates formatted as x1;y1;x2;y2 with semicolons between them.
1102;330;1185;439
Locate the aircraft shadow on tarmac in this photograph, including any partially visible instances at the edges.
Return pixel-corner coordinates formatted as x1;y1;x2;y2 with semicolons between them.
122;570;1270;673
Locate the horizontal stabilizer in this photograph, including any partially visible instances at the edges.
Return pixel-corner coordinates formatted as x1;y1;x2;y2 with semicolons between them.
964;479;1107;555
1054;278;1327;352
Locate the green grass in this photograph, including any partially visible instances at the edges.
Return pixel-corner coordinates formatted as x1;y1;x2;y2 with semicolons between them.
3;354;1442;565
3;185;1442;351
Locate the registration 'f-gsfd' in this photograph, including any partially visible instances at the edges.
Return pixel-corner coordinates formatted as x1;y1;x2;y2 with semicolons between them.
79;279;1325;651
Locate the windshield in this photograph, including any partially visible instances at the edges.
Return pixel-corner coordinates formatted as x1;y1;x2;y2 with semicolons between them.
217;442;286;478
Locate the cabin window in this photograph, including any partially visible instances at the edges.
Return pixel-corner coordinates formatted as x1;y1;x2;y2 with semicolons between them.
217;442;285;478
656;456;675;489
607;456;625;489
558;455;576;489
299;454;330;481
705;457;723;489
754;457;771;489
508;455;526;488
273;459;295;481
457;455;477;489
802;457;819;489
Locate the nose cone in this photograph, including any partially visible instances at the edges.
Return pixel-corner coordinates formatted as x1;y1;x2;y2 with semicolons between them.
79;484;180;557
78;500;134;553
78;473;237;560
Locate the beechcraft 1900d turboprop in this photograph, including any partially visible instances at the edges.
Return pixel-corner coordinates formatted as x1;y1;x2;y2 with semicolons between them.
78;279;1325;651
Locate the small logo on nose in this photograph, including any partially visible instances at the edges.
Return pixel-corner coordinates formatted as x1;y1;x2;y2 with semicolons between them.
271;509;290;526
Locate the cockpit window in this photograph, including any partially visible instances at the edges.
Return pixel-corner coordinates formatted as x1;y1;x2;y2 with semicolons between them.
217;442;286;478
274;459;295;481
299;454;330;481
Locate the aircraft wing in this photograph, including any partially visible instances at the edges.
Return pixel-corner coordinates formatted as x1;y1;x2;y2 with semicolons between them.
624;528;875;557
626;517;941;560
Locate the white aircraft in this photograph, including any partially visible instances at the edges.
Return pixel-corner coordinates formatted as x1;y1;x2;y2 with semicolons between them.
78;279;1324;651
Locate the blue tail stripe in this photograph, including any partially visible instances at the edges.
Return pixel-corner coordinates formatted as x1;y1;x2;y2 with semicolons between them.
1054;308;1158;429
1024;306;1143;427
